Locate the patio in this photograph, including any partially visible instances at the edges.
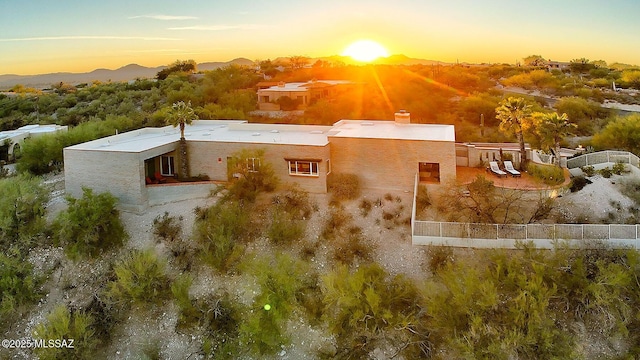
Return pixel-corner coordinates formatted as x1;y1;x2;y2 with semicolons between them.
455;166;570;190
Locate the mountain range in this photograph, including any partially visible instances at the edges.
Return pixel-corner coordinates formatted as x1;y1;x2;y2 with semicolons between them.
0;55;444;89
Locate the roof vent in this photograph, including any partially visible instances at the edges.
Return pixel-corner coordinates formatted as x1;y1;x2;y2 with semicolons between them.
270;129;279;133
277;81;285;88
252;132;261;136
310;130;323;134
361;122;375;126
394;110;410;124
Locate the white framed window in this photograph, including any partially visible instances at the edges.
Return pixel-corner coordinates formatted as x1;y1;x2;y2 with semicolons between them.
161;155;175;176
246;158;260;172
326;159;331;175
287;159;320;176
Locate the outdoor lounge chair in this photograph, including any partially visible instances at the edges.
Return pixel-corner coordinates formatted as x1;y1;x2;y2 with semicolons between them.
503;161;521;177
154;172;167;183
489;161;507;178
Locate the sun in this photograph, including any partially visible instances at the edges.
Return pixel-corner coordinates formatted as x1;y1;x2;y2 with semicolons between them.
342;40;389;62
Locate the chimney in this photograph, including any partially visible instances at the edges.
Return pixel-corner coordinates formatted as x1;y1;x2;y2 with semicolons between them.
394;110;410;124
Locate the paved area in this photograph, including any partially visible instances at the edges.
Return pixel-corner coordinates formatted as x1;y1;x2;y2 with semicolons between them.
455;166;570;190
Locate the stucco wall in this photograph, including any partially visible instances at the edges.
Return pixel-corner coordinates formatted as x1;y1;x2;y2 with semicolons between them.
328;137;456;191
188;141;330;193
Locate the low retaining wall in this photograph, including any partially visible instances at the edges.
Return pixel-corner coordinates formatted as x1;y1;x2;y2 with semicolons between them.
147;181;220;207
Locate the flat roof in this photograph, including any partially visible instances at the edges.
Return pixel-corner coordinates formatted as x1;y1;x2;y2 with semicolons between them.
329;120;455;142
259;80;351;92
66;120;332;153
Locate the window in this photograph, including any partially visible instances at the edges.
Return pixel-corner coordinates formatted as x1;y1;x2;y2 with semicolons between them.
418;162;440;183
287;159;320;176
161;155;175;176
247;158;260;172
326;159;331;175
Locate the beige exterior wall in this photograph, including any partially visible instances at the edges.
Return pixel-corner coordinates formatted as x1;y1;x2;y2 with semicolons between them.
188;141;330;193
329;137;456;191
64;142;177;213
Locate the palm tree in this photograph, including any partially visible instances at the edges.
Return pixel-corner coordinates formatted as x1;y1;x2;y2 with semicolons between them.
536;112;577;167
496;97;533;168
166;101;197;179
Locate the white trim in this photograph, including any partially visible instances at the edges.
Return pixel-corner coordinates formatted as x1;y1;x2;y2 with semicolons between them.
160;155;175;176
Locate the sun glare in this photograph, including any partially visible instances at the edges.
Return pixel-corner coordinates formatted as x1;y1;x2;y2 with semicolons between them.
342;40;389;62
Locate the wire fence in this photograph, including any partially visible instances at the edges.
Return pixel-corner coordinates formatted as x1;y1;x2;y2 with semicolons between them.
566;151;640;169
413;221;638;241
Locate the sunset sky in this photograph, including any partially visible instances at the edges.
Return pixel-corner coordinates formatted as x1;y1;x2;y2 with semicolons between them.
1;0;639;75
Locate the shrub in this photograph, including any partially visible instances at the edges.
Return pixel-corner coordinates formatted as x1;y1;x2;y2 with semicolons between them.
271;184;313;219
621;178;640;205
105;249;171;307
569;176;590;192
33;304;99;360
599;167;613;178
194;201;248;273
328;173;360;201
53;187;126;259
321;206;352;240
332;229;375;266
0;254;42;326
226;148;278;202
152;211;183;242
612;162;627;175
358;198;373;217
0;175;48;256
526;162;565;185
416;185;431;211
428;246;454;274
581;165;596;177
267;209;305;245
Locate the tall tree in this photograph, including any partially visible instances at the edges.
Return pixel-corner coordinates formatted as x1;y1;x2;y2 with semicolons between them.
496;97;533;168
523;55;546;67
535;112;577;167
166;101;198;179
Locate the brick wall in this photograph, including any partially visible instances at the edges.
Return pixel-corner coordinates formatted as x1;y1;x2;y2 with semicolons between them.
329;137;456;191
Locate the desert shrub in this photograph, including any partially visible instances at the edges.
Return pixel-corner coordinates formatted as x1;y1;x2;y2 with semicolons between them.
0;254;42;326
581;165;596;176
569;176;590;192
0;175;48;256
171;274;199;329
526;162;565;185
271;184;313;220
416;185;431;212
359;198;373;217
267;209;305;245
226;148;278;202
384;193;394;202
328;173;360;201
152;211;183;242
194;201;248;273
321;206;352;240
239;254;313;355
428;246;454;274
599;167;613;178
612;162;627;175
33;304;99;360
322;264;424;357
621;178;640;205
53;187;126;259
105;249;171;307
332;229;375;266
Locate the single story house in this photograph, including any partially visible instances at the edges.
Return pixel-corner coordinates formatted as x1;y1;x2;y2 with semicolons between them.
64;112;456;212
256;80;352;110
0;124;68;162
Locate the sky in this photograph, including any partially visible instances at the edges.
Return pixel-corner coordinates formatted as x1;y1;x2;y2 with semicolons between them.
1;0;639;75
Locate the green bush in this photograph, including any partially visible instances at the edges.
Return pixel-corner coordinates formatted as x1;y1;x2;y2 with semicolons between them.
267;209;305;245
0;175;48;256
0;254;42;326
526;162;565;185
33;304;99;360
612;162;627;175
225;148;278;202
194;201;248;273
106;249;171;307
569;176;590;192
328;173;360;201
581;165;596;177
54;188;126;259
599;167;613;178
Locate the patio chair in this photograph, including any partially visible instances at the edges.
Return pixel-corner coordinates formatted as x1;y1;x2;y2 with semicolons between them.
154;171;167;183
489;161;507;178
503;161;521;177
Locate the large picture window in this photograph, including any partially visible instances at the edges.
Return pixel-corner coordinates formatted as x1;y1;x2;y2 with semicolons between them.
161;155;175;176
287;159;320;176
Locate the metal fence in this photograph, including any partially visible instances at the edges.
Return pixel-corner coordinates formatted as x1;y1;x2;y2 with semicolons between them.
566;151;640;169
413;221;639;241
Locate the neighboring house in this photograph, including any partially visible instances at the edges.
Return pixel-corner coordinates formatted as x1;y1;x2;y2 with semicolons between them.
64;112;456;213
256;80;352;110
0;124;68;162
546;60;571;72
